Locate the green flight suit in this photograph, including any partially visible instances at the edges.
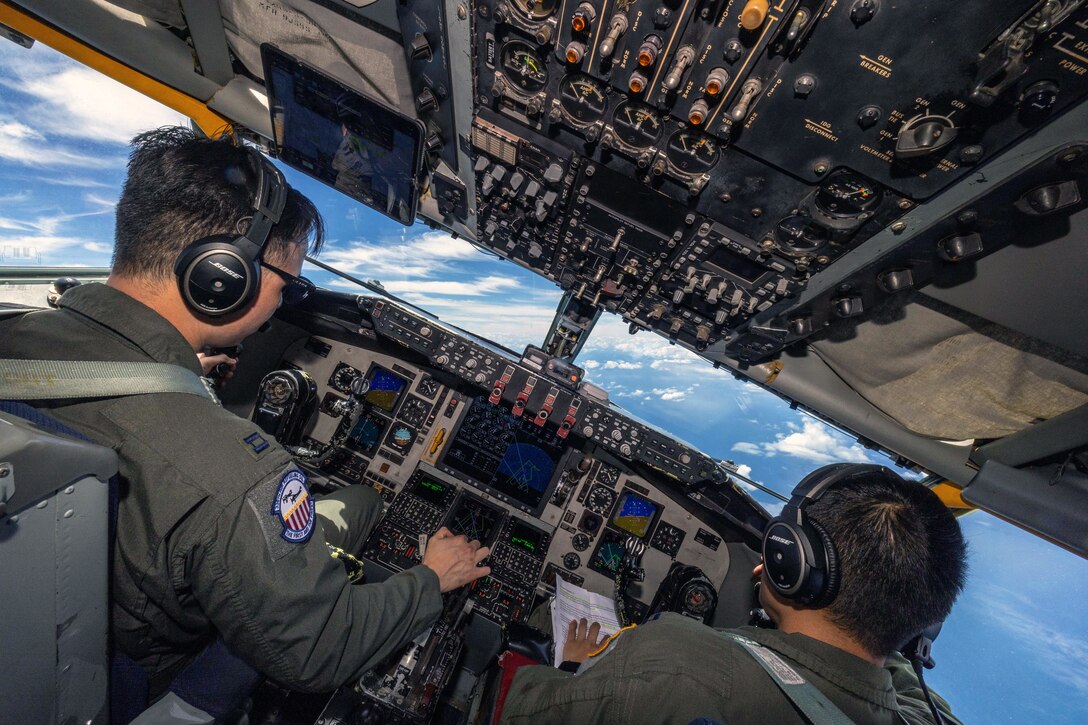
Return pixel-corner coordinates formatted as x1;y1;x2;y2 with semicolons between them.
0;283;442;697
501;613;962;725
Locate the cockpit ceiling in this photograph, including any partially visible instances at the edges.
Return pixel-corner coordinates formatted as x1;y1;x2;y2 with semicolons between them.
9;0;1088;479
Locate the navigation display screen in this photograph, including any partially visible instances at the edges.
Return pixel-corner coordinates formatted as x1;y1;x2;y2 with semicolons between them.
345;411;388;456
262;44;425;225
506;519;546;556
610;491;661;539
440;398;565;513
446;497;503;544
365;366;408;412
410;476;451;506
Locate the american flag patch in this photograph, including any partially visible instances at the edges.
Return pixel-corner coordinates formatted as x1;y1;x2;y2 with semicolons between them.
272;469;315;543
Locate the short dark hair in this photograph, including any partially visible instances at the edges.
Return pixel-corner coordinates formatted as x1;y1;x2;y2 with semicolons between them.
112;126;324;279
807;469;968;658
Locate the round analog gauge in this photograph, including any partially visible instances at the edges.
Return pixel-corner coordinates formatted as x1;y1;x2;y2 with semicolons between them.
562;552;582;570
500;41;549;94
815;172;882;217
596;464;619;486
514;0;557;21
560;74;609;123
571;532;591;551
387;424;415;452
586;484;617;515
665;130;720;174
416;375;440;399
330;364;360;393
773;215;829;256
681;581;716;616
611;101;663;148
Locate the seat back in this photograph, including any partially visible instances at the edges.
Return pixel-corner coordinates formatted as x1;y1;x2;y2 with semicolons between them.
0;402;117;724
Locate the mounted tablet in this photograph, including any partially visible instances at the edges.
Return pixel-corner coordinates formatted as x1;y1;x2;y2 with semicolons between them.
261;44;425;225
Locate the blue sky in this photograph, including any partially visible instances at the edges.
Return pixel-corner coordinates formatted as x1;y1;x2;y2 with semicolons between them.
3;39;1086;723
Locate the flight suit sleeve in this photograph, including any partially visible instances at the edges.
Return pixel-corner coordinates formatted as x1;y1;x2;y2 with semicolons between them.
183;463;444;693
885;653;964;725
500;621;726;725
499;658;620;724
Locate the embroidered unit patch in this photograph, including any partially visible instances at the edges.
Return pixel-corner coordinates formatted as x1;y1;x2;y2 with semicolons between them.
272;469;315;543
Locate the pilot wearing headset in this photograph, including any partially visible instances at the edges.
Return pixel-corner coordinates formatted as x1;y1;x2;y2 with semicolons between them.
500;463;968;725
0;127;489;720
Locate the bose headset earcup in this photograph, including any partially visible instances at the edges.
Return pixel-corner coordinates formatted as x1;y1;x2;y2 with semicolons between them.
808;518;840;608
175;235;260;316
762;463;873;608
175;147;287;318
762;512;834;606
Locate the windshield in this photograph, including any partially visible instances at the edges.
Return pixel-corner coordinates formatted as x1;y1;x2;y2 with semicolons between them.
3;40;1086;724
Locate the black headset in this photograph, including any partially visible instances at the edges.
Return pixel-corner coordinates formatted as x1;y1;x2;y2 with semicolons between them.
762;462;901;608
174;148;288;317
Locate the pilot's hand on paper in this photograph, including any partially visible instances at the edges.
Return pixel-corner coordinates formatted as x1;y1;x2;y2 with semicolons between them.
422;526;491;593
563;618;609;664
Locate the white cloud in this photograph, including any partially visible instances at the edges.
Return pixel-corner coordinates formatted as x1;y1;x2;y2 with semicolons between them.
16;65;187;144
964;585;1088;700
735;463;753;478
366;275;519;297
651;386;695;402
581;360;601;369
732;441;763;456
0;121;119;167
320;231;487;279
731;417;874;465
602;360;643;370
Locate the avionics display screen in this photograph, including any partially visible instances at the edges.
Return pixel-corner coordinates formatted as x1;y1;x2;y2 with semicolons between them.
440;397;565;513
409;476;451;506
345;411;388;456
610;491;661;539
446;497;503;544
506;519;546;556
365;366;408;412
705;246;768;284
262;44;425;225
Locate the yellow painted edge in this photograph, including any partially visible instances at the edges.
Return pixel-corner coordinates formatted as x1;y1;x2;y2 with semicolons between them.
931;481;974;511
0;1;231;137
588;624;637;658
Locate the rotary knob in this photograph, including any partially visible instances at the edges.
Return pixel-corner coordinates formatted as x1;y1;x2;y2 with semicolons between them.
611;429;623;441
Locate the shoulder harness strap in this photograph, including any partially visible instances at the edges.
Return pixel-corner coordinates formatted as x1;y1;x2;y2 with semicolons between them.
719;631;857;725
0;359;220;405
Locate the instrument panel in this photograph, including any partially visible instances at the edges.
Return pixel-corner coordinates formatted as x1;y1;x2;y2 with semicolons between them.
264;294;745;628
469;0;1088;360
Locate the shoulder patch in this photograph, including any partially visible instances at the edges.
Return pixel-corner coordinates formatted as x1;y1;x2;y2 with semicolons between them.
241;431;271;459
272;469;315;543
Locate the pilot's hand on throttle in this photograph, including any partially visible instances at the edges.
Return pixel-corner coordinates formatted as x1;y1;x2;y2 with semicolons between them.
421;526;490;593
563;618;608;664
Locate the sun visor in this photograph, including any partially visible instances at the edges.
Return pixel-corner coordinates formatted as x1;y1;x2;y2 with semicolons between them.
809;292;1088;441
963;459;1088;558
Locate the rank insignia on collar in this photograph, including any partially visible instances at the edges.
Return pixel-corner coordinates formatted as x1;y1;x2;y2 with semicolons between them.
272;469;315;543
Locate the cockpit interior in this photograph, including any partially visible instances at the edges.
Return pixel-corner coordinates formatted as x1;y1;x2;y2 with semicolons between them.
1;0;1086;722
